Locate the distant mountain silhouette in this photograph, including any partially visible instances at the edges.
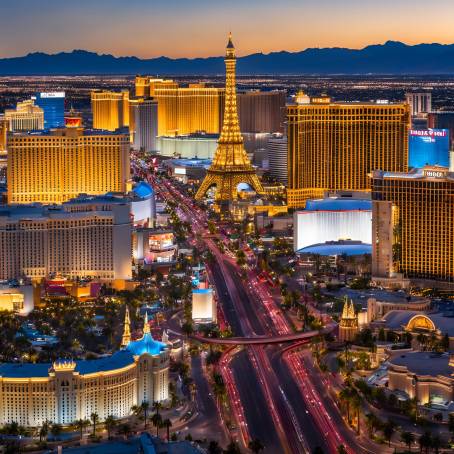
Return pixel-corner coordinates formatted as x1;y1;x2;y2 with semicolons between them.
2;42;454;75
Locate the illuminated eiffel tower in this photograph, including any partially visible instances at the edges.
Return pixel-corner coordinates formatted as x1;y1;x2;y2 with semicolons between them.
195;33;264;202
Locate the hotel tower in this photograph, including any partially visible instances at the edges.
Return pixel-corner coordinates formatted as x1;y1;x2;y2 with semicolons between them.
287;95;410;207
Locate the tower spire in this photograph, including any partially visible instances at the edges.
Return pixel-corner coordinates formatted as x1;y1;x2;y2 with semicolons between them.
195;33;264;202
121;306;131;347
143;311;150;335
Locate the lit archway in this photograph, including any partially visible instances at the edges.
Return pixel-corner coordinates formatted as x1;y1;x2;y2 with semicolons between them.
406;315;436;332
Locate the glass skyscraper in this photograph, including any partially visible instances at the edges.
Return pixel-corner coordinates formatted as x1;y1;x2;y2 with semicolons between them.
33;92;65;128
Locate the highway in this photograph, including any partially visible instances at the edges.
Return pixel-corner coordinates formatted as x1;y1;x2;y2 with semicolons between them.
142;170;367;454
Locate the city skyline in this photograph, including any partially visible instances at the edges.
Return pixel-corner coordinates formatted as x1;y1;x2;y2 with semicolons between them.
2;0;454;58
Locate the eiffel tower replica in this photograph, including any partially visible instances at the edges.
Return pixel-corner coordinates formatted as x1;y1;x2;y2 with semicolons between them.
195;33;264;203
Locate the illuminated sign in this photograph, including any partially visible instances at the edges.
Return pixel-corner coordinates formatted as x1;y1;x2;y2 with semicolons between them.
408;129;450;168
174;167;186;175
410;129;447;137
423;170;446;178
39;92;65;98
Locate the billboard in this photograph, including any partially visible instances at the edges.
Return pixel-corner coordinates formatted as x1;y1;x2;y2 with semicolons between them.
409;129;450;168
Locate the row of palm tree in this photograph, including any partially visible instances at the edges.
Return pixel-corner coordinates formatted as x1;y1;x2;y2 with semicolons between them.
400;430;442;453
130;401;173;440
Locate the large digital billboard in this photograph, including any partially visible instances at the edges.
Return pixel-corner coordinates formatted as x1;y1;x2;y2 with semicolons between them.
409;129;450;168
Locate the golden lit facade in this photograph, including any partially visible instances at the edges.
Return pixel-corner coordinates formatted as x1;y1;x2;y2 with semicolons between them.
195;34;263;201
339;297;359;342
91;90;130;131
371;166;454;283
0;203;132;281
287;100;410;207
0;118;7;151
7;127;130;204
154;83;223;136
134;76;178;98
0;344;169;427
4;99;44;131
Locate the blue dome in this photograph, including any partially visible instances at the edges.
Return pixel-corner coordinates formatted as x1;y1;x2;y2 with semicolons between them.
132;181;154;199
297;241;372;256
126;333;167;356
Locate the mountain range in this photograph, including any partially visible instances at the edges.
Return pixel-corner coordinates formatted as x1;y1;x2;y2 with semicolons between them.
2;41;454;75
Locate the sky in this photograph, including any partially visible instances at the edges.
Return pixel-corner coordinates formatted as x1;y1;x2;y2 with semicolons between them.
1;0;454;59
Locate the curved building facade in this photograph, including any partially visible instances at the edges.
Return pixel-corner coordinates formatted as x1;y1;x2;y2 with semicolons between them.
294;196;372;252
0;324;169;427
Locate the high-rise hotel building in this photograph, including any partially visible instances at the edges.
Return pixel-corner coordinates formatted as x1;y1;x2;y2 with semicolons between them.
371;166;454;284
4;99;44;131
0;315;169;427
0;202;132;282
287;96;410;207
91;90;130;131
7;126;130;204
153;83;223;136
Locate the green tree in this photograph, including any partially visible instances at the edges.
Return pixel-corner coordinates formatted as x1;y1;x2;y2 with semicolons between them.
104;415;117;440
39;420;49;443
248;438;264;453
151;412;162;437
162;418;172;441
224;440;241;454
418;431;432;454
141;401;150;429
383;420;396;447
50;423;62;439
74;419;90;440
119;423;131;440
400;431;415;452
90;412;99;435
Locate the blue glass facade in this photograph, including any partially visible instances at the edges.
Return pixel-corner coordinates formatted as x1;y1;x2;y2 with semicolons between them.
34;92;65;128
408;129;450;168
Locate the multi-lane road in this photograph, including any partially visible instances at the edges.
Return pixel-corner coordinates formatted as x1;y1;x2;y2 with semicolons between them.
142;170;369;454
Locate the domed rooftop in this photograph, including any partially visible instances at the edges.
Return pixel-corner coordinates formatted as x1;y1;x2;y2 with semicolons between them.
125;313;167;357
132;181;154;199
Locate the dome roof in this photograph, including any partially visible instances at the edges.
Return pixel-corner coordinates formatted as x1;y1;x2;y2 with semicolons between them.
126;333;167;356
132;181;154;199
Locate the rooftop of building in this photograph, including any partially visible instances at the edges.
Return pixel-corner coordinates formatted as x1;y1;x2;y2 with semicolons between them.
389;351;453;379
9;127;129;138
0;204;123;222
373;165;454;181
327;287;427;307
126;332;168;357
303;197;372;212
0;350;135;379
382;310;454;336
158;133;219;140
296;240;371;256
164;158;212;169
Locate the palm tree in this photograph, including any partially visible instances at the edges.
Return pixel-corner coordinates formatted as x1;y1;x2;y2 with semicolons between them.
104;415;117;440
383;420;395;447
350;391;362;434
90;412;99;435
152;401;162;416
431;434;441;454
418;431;432;454
39;420;49;443
400;431;415;452
248;438;265;453
50;423;62;439
365;413;380;438
141;401;150;429
119;423;131;440
74;419;89;440
151;412;162;437
162;418;172;441
339;387;353;423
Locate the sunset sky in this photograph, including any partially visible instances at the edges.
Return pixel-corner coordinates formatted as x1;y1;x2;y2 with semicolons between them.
1;0;454;58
